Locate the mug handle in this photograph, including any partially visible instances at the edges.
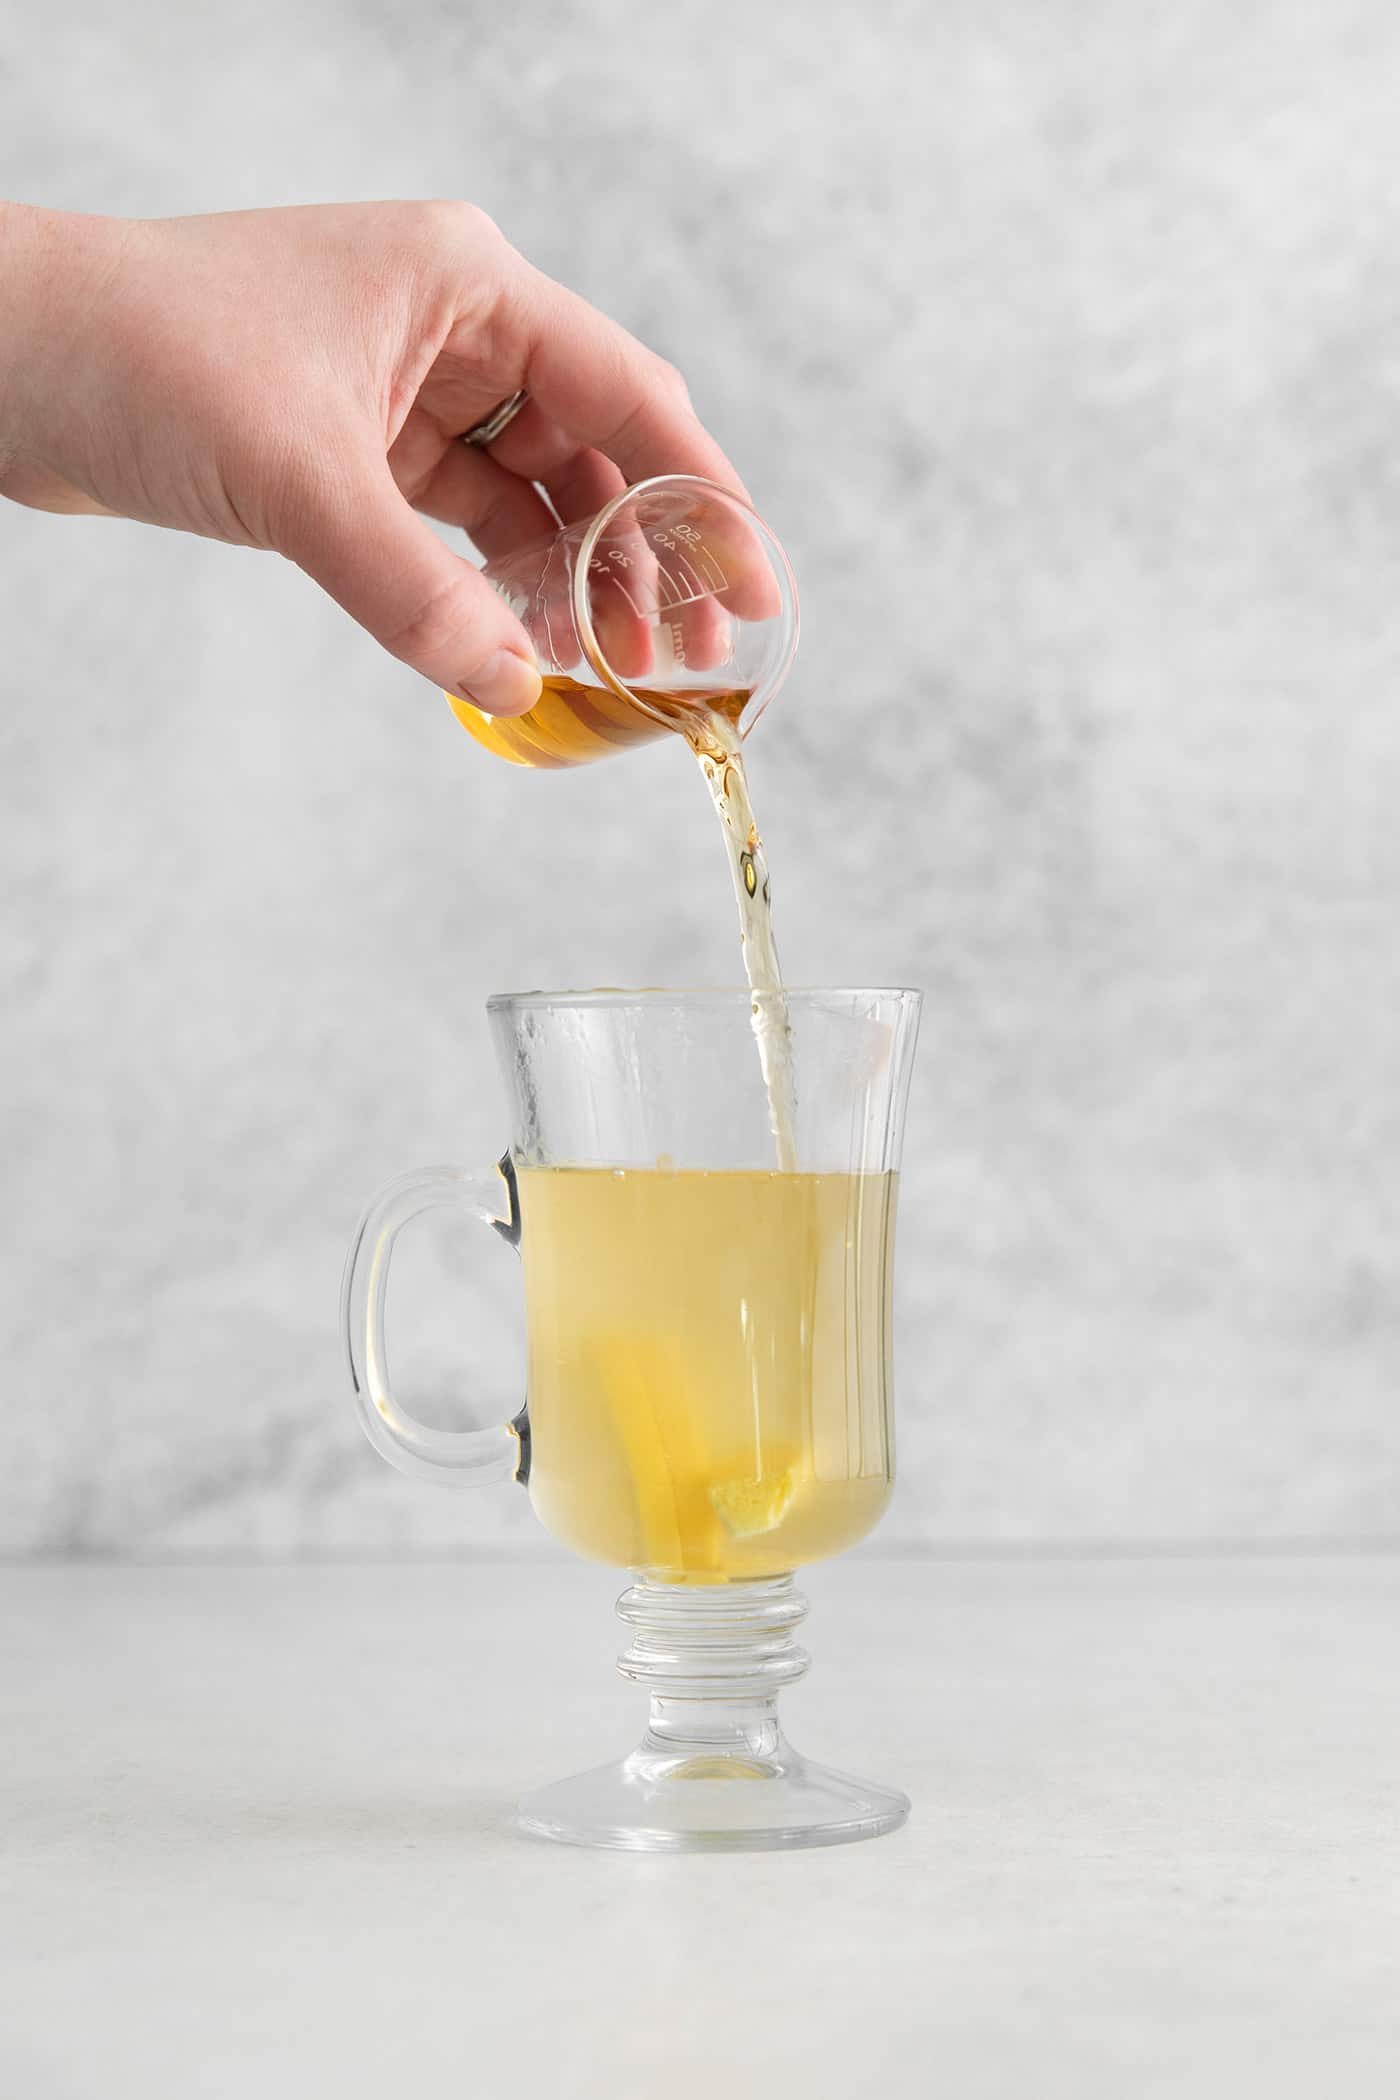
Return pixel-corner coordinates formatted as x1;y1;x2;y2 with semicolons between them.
341;1155;529;1489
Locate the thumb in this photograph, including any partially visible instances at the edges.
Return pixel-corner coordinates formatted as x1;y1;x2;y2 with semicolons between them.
284;459;543;715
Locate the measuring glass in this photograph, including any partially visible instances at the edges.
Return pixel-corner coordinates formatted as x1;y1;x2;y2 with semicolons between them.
446;474;800;768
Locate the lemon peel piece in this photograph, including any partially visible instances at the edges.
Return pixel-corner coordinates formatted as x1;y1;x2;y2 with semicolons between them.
709;1468;796;1537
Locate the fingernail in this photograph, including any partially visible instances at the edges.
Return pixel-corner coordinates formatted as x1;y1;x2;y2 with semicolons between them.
460;649;542;717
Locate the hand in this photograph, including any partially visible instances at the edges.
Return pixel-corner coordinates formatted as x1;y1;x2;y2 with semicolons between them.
0;200;747;713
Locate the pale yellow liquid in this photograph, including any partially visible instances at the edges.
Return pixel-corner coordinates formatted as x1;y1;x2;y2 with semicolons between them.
519;1166;896;1582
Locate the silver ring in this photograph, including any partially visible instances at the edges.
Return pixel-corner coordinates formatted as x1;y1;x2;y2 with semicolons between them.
460;388;529;448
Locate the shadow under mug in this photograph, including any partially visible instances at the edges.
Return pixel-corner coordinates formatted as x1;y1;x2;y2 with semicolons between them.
343;986;921;1851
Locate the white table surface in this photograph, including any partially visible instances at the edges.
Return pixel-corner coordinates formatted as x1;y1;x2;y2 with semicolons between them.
3;1555;1397;2098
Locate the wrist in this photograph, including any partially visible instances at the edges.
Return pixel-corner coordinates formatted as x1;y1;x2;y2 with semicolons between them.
0;203;130;482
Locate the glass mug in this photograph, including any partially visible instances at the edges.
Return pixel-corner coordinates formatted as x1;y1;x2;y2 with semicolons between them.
343;987;921;1850
445;475;799;768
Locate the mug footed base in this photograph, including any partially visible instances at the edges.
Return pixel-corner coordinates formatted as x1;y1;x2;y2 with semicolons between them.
514;1572;909;1852
516;1738;909;1852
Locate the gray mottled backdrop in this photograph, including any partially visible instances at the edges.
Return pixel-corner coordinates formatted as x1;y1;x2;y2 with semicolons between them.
3;0;1398;1555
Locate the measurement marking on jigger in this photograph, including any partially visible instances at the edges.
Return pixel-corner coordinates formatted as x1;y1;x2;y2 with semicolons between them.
650;529;730;604
696;548;728;593
674;549;711;603
654;562;720;614
653;587;714;613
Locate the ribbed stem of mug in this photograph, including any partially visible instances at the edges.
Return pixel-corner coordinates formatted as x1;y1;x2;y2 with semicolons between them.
616;1574;810;1763
514;1572;908;1847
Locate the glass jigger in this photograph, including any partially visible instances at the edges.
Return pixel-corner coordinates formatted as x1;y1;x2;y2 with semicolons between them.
445;474;799;768
342;987;921;1850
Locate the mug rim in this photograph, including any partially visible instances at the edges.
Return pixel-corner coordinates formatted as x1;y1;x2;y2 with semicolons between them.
486;985;922;1012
